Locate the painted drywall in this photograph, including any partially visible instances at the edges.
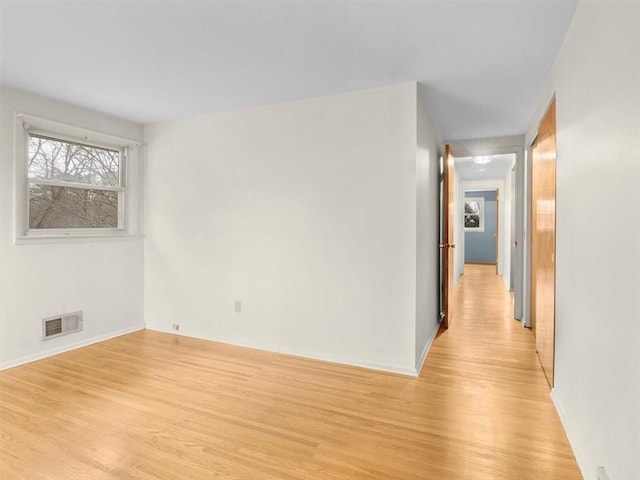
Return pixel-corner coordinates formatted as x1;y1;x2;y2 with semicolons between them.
502;167;513;292
0;86;145;369
509;168;515;291
464;191;497;264
145;83;433;375
452;175;464;286
415;88;443;372
526;2;640;479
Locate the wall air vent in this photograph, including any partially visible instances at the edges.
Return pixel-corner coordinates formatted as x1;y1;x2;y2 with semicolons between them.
42;311;83;340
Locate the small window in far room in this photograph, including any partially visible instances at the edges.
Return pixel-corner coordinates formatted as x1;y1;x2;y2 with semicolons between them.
464;197;485;232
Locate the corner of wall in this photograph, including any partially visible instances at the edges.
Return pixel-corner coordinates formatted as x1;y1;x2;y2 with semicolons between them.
415;83;444;371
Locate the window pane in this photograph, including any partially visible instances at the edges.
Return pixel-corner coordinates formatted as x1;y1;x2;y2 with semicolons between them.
29;185;118;229
28;134;120;187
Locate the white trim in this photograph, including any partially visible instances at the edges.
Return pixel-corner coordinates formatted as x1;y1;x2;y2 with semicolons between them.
16;111;140;147
147;328;420;377
22;227;126;237
14;118;28;239
0;325;144;371
462;179;506;278
463;179;505;191
415;323;439;375
14;232;140;245
522;146;531;328
551;389;592;480
27;178;125;192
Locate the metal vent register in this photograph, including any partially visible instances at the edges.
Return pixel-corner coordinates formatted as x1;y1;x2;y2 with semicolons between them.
42;311;83;340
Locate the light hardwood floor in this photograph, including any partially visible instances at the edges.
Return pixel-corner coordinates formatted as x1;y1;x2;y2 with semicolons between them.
0;264;581;479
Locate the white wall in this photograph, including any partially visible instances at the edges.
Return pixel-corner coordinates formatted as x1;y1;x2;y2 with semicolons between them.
145;83;436;375
452;175;464;286
501;167;512;291
526;2;640;479
509;167;516;291
0;86;145;369
415;88;443;372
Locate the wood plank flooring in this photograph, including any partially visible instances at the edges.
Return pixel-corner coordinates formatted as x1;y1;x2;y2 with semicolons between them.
0;264;581;479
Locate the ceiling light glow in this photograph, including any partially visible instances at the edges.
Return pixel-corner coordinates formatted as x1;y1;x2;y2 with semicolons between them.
473;156;491;165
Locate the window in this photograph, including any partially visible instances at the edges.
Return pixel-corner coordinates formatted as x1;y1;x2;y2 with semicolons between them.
464;197;485;232
28;134;123;229
15;113;139;240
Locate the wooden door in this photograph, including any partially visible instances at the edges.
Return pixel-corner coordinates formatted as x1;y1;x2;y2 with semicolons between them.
531;99;557;387
441;145;456;329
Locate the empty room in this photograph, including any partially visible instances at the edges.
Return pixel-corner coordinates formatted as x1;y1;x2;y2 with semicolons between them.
0;1;638;479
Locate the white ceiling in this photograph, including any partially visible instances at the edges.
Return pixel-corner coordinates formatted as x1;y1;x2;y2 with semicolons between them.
0;1;579;139
455;153;516;181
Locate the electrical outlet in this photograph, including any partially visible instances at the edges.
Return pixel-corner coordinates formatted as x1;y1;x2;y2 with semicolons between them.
171;323;180;331
597;466;609;480
234;300;241;313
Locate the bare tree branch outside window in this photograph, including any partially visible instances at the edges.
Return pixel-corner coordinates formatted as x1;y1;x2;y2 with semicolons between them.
28;135;120;229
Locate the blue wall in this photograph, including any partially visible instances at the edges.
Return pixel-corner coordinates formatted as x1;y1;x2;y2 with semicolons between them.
465;190;497;264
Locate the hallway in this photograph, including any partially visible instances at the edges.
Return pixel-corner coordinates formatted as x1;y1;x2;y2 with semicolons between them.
425;263;581;478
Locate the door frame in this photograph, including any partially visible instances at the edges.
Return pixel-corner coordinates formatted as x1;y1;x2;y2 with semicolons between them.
460;180;509;288
440;144;455;329
461;187;499;267
447;139;526;324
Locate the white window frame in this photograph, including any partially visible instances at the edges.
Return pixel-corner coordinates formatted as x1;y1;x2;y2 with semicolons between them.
14;112;140;242
464;196;485;232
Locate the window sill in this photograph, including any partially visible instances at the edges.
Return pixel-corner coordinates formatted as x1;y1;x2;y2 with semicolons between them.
15;232;143;245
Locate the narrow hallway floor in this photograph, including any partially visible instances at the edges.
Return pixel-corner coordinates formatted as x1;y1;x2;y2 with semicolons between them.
423;263;581;478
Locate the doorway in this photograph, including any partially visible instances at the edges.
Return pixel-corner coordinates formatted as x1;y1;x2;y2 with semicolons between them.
452;154;516;293
463;190;498;266
440;147;519;336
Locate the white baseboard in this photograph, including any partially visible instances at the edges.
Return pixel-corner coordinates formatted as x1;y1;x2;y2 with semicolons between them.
146;327;419;377
551;389;591;480
415;323;439;375
0;325;144;371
